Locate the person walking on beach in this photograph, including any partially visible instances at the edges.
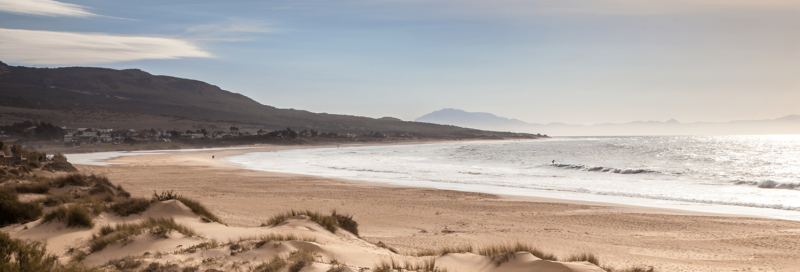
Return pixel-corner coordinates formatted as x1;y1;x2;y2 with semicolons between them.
212;155;215;159
552;160;555;165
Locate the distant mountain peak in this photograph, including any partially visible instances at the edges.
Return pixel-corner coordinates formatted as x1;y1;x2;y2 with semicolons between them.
415;108;530;131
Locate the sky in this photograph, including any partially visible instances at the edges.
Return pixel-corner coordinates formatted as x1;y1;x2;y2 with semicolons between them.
0;0;798;125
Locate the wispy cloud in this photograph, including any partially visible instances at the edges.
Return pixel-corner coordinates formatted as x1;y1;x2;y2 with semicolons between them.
0;0;98;17
185;19;279;42
0;28;212;65
380;0;800;16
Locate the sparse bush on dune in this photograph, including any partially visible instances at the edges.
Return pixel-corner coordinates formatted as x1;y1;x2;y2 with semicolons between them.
414;245;473;257
0;231;101;272
13;181;50;194
110;198;150;217
0;231;57;272
89;217;196;252
53;174;90;188
42;194;72;207
265;210;360;235
288;248;317;272
332;210;359;237
0;189;43;226
478;242;557;265
565;252;600;266
253;254;287;272
152;190;223;223
42;204;94;228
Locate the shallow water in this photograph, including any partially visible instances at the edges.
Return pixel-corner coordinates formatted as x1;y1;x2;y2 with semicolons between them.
223;136;800;221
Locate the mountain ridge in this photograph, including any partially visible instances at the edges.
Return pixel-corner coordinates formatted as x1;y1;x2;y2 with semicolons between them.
0;61;539;138
415;108;800;136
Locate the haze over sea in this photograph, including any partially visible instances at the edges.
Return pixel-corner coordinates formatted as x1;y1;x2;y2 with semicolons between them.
224;136;800;221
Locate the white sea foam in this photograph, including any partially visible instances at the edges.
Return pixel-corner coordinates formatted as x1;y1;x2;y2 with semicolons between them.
223;136;800;221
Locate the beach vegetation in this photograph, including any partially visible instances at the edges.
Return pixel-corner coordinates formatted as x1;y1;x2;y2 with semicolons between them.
414;245;473;257
265;210;359;235
13;181;50;194
151;190;223;223
478;242;556;265
565;252;600;266
42;204;94;228
0;232;101;272
89;217;196;252
253;254;287;272
0;189;43;226
42;193;72;207
109;198;150;216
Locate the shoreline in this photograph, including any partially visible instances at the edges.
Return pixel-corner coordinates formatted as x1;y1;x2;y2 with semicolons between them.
65;142;800;271
72;141;788;221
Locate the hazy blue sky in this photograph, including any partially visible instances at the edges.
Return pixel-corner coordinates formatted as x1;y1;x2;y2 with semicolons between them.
1;0;798;125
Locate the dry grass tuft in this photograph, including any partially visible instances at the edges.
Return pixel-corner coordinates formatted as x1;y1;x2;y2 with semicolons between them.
414;245;473;257
151;191;222;224
13;181;50;194
89;217;196;252
478;242;557;265
265;210;360;236
565;252;600;266
42;204;94;228
253;254;288;272
109;198;151;217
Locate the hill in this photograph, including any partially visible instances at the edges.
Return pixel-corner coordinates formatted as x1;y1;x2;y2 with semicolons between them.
416;108;800;136
0;61;538;139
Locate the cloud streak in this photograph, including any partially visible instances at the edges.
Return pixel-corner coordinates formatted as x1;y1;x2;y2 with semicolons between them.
0;0;98;17
0;28;213;65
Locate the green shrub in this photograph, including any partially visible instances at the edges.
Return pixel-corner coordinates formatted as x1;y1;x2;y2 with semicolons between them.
0;189;43;226
42;194;71;207
253;255;287;272
0;231;58;272
13;182;50;194
53;174;89;188
332;210;359;237
110;198;150;217
152;190;181;201
88;184;112;195
42;204;94;228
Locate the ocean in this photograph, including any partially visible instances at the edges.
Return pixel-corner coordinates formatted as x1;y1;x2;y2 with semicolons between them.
223;135;800;221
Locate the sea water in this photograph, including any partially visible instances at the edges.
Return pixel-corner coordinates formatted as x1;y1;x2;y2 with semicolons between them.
223;135;800;221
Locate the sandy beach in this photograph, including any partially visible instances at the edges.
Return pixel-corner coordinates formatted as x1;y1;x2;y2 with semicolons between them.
44;143;798;271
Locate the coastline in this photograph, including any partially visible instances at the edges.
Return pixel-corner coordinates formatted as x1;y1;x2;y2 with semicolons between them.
69;142;800;271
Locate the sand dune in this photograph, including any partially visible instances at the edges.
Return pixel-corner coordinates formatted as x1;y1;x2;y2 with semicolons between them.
4;199;606;271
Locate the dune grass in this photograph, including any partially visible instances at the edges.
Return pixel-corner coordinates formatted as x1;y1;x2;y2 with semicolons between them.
151;190;222;224
42;204;93;228
565;252;600;266
478;242;557;265
265;210;359;236
13;181;50;194
253;254;288;272
414;245;473;257
42;193;72;207
0;189;43;226
89;217;196;252
109;198;150;217
1;231;101;272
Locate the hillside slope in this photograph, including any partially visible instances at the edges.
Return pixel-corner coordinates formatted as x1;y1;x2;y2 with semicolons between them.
0;61;536;138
